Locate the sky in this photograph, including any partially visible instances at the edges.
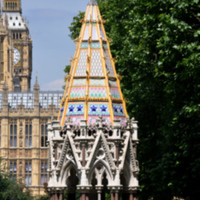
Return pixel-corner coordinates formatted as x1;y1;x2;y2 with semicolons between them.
20;0;88;91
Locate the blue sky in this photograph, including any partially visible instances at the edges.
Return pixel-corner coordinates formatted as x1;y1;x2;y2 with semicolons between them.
20;0;88;90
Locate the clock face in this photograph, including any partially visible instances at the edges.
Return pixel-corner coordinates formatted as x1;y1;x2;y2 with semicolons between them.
13;47;20;65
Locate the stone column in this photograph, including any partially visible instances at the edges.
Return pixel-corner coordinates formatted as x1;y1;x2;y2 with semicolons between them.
111;192;115;200
97;190;101;200
115;192;119;200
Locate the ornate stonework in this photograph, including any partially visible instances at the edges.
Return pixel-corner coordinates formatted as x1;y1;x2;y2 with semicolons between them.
0;0;32;92
48;1;139;200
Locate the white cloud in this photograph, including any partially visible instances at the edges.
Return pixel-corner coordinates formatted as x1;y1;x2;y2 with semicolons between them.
41;79;65;91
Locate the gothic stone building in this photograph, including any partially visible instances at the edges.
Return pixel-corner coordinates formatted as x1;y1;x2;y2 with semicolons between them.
0;0;63;196
47;0;139;200
0;78;63;195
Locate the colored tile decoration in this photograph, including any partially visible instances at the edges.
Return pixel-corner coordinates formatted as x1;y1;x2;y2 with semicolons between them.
81;42;89;49
103;42;108;49
87;7;91;21
83;26;89;40
93;23;97;25
92;26;98;40
109;80;118;87
70;88;86;98
100;26;105;39
66;116;84;125
91;42;100;49
110;88;121;99
90;50;104;77
92;7;96;21
73;79;86;85
66;104;84;116
114;117;127;126
113;104;125;116
88;103;110;116
89;87;107;98
60;107;64;117
90;79;105;86
104;50;115;77
75;50;87;76
88;116;111;125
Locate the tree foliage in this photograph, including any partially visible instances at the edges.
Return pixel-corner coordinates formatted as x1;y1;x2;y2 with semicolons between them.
68;0;200;199
0;158;49;200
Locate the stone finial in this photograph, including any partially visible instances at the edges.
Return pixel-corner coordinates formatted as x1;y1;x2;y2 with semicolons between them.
34;73;40;91
88;0;98;5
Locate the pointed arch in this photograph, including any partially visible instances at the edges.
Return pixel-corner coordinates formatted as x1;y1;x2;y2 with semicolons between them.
60;160;79;186
88;159;113;185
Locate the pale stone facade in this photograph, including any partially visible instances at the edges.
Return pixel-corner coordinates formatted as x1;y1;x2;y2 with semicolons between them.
0;79;63;196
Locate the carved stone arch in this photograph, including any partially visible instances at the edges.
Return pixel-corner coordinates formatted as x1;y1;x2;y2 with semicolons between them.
60;160;78;186
88;159;113;185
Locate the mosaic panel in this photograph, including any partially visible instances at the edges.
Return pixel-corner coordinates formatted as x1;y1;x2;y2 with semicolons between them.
87;7;91;21
100;26;105;39
75;50;87;76
73;79;86;86
60;107;64;118
66;104;84;116
103;42;108;49
83;26;89;40
81;42;89;49
88;103;110;116
92;6;96;21
90;50;104;77
90;79;105;86
89;87;107;98
104;50;115;77
113;104;125;116
110;88;121;99
66;116;84;125
109;80;118;87
91;42;100;49
114;117;127;126
88;116;111;125
92;26;98;40
70;88;86;98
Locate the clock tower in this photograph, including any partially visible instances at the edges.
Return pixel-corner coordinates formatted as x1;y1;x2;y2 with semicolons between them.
0;0;32;92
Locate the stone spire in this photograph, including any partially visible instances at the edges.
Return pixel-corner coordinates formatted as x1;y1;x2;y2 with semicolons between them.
88;0;98;5
59;0;128;126
34;73;40;91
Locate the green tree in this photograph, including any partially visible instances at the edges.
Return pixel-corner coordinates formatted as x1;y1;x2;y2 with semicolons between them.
68;0;200;199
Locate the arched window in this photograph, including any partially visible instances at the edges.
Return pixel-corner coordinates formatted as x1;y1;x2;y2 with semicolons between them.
25;121;32;147
25;161;32;185
10;120;17;147
6;3;7;9
16;33;18;39
10;160;17;179
41;161;48;185
13;33;15;39
41;122;48;147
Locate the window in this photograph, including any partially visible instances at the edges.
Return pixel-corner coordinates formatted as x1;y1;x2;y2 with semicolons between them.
10;121;17;147
25;161;32;185
13;23;15;26
13;33;15;39
41;122;48;147
25;121;32;147
41;161;48;185
10;161;17;179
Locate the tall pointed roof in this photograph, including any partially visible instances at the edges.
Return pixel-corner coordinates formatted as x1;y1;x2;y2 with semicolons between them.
59;0;128;126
